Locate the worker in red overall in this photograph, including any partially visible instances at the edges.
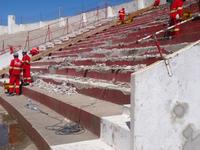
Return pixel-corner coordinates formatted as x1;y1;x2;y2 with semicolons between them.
22;50;31;85
177;0;183;20
118;8;126;24
8;52;22;96
9;46;14;54
153;0;160;7
30;47;39;56
170;0;183;36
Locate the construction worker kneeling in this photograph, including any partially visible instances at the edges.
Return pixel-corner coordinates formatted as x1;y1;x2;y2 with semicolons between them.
8;52;22;96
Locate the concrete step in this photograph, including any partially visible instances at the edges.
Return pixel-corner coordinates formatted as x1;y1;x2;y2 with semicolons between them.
51;139;115;150
31;65;143;83
0;88;97;150
44;43;186;62
34;74;130;104
19;82;125;136
101;114;131;150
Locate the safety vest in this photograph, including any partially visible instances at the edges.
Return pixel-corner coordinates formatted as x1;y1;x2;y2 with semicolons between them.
9;58;22;75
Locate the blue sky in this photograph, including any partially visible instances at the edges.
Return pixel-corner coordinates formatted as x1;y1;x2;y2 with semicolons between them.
0;0;131;25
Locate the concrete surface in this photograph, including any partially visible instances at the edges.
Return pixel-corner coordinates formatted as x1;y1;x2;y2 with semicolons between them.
25;85;123;118
101;114;130;150
0;89;97;149
131;40;200;150
51;139;115;150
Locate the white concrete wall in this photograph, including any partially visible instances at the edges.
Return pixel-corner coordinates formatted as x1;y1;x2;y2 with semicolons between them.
130;41;200;150
0;26;8;35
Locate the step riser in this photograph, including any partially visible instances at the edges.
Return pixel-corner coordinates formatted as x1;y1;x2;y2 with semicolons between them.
31;58;159;67
31;62;59;67
72;58;160;66
31;68;132;83
52;48;92;56
0;97;49;150
40;78;130;105
22;87;101;136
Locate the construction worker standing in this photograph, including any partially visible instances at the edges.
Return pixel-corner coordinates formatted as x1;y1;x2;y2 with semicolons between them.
177;0;184;20
118;8;126;24
9;46;14;54
8;52;22;96
169;0;184;35
22;50;31;85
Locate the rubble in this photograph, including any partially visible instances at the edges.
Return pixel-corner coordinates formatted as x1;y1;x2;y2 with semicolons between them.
32;79;77;96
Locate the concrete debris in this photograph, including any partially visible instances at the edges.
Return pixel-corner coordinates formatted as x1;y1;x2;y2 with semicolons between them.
38;74;131;95
32;79;77;96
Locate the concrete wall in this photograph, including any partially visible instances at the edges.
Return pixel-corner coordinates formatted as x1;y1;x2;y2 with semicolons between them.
130;40;200;150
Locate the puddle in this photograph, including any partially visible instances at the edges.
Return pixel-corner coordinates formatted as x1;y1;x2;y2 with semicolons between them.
0;106;38;150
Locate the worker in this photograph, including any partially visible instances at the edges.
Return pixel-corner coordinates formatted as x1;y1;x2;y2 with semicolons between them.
118;8;126;24
30;47;39;56
9;46;14;54
8;52;22;96
177;0;184;20
169;0;183;36
153;0;160;7
22;49;31;85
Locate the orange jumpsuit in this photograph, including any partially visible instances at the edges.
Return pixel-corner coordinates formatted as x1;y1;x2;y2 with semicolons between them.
22;54;31;83
9;58;22;95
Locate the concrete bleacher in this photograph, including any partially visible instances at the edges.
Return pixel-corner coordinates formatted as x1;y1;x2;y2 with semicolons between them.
0;0;200;150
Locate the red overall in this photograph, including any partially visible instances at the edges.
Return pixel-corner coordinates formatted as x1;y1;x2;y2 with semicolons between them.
170;0;183;35
30;47;39;56
9;46;14;54
177;0;183;18
154;0;160;6
119;8;125;22
22;54;31;83
9;58;22;95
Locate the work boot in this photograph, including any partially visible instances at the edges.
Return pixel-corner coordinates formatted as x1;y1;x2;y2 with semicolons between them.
7;93;15;96
23;82;29;86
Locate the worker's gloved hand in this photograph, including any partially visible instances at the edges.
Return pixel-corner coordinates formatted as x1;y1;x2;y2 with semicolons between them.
176;14;180;20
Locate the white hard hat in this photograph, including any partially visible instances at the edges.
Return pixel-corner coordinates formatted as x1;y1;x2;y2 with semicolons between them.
13;52;18;57
22;49;27;53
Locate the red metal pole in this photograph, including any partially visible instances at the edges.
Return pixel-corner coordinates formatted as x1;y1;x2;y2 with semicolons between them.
97;6;99;21
66;18;69;33
24;31;30;50
105;1;108;19
153;35;163;58
45;25;52;42
2;40;4;52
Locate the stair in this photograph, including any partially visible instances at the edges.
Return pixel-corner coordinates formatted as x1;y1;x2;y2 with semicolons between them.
0;88;97;150
0;1;199;150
